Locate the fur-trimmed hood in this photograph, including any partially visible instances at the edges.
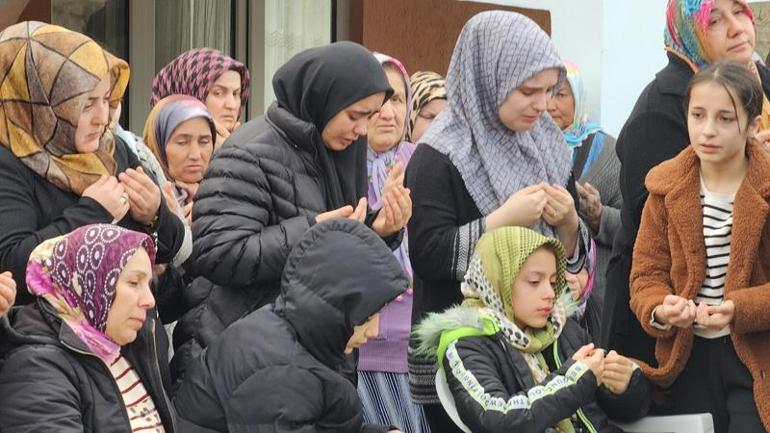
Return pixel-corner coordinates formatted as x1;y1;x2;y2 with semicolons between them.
414;292;578;362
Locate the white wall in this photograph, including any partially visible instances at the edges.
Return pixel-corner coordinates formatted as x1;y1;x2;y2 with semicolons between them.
599;0;667;136
464;0;669;136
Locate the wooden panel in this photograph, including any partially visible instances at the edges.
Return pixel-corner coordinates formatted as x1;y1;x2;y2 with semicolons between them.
1;0;51;31
358;0;550;76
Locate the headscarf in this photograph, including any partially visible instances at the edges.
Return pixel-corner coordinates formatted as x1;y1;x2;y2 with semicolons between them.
142;94;216;183
271;41;393;209
461;226;575;433
561;60;602;148
407;71;446;142
422;11;572;237
665;0;770;129
367;52;414;283
0;21;129;194
25;224;156;363
151;48;250;116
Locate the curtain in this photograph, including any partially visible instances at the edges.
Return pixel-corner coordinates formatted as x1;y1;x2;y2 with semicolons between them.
155;0;232;73
263;0;332;111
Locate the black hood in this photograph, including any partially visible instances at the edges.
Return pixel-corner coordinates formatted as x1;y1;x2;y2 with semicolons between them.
273;219;407;369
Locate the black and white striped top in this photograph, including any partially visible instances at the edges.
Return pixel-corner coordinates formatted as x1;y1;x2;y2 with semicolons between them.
696;180;734;338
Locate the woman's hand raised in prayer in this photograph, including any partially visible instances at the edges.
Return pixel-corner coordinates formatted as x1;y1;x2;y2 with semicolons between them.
119;167;162;226
83;175;130;223
0;271;16;316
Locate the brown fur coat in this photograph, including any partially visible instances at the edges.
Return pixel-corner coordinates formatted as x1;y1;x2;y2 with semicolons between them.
630;143;770;429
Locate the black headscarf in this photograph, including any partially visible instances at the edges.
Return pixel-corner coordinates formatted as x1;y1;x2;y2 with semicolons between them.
270;41;393;209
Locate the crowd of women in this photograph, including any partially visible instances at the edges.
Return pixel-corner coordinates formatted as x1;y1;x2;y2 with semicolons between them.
0;0;769;432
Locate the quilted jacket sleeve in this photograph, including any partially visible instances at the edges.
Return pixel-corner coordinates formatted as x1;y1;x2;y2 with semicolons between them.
190;143;314;289
443;337;597;433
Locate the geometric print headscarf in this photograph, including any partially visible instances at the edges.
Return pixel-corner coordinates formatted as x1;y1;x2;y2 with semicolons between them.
421;11;571;236
25;224;156;363
150;48;250;116
406;71;446;142
0;21;129;195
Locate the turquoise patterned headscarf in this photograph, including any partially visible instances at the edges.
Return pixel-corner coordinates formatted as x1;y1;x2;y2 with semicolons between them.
561;60;602;148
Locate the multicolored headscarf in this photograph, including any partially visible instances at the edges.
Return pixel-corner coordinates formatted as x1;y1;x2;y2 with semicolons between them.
461;226;575;433
0;21;129;194
367;53;414;283
664;0;770;130
142;94;216;182
407;71;446;142
664;0;755;71
561;60;602;147
25;224;156;363
151;48;250;116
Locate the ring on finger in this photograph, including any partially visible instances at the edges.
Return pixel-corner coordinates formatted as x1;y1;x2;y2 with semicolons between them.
120;193;129;205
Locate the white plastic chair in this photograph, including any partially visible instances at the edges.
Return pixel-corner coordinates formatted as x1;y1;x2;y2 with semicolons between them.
435;369;473;433
436;369;714;433
611;413;714;433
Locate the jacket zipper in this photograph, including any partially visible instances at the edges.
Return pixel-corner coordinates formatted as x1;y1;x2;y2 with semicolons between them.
60;340;134;431
552;341;598;433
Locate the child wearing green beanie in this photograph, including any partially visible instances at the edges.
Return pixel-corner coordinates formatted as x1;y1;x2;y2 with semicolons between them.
415;226;650;433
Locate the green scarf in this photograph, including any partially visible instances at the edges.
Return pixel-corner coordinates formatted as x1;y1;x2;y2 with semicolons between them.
459;227;576;433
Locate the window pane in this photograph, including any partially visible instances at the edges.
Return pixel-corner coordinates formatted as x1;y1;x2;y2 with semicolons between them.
155;0;233;73
51;0;129;125
264;0;331;111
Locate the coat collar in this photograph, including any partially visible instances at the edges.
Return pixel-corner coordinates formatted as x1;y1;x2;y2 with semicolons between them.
645;144;770;296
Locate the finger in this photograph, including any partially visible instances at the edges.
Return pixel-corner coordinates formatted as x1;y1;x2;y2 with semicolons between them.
388;161;404;178
386;193;404;224
574;343;595;358
119;172;149;195
353;198;368;222
401;189;413;221
663;294;681;305
333;205;355;218
521;183;545;194
392;187;411;216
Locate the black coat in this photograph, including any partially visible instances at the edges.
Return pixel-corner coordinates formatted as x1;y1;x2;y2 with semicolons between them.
441;316;650;433
602;53;770;363
0;300;176;433
173;219;407;432
171;105;400;386
0;138;184;304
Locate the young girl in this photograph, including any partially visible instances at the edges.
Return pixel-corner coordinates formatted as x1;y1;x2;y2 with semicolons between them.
417;226;650;433
630;61;770;432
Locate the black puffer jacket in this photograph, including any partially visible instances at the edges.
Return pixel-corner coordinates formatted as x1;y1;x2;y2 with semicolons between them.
170;104;402;386
0;300;176;433
419;307;650;433
173;219;407;432
0;138;184;304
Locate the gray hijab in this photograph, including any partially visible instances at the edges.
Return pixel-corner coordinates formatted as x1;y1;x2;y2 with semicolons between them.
421;11;571;236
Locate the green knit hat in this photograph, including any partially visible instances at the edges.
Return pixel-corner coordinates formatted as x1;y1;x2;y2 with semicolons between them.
473;226;568;322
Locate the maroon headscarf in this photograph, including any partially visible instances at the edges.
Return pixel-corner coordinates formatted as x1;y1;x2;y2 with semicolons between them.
26;224;156;362
150;48;250;115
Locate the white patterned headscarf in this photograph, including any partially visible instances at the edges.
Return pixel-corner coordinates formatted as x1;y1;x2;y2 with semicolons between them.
422;11;572;236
